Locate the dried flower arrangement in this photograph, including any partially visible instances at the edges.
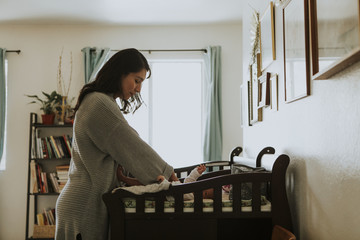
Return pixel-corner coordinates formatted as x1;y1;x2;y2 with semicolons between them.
57;47;73;97
274;0;286;6
56;48;74;124
250;10;260;65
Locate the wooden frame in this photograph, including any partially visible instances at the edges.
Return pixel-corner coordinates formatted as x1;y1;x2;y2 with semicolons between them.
249;54;263;125
270;74;279;111
260;1;276;71
310;0;360;80
282;0;310;103
258;72;271;108
247;80;253;126
240;84;244;128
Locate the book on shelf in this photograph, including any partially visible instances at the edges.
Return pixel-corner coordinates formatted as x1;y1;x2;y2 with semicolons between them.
32;135;72;159
30;161;60;194
37;208;56;226
30;160;38;194
45;137;54;159
56;164;69;192
36;213;45;226
49;172;60;193
49;136;61;158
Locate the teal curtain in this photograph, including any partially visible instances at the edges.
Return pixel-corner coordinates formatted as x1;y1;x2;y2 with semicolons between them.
203;46;222;162
81;47;110;84
0;48;6;164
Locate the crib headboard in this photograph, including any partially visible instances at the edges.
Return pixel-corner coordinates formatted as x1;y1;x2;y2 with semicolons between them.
233;146;293;231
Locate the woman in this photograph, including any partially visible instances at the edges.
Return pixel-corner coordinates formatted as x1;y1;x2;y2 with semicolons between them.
55;48;177;240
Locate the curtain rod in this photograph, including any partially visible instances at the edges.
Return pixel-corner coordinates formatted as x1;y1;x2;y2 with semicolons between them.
111;49;207;54
6;50;21;54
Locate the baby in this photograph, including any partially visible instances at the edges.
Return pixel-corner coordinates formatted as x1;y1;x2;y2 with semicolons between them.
157;164;214;199
117;164;213;199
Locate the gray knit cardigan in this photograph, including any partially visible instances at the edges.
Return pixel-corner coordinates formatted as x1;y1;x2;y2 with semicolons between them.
55;92;174;240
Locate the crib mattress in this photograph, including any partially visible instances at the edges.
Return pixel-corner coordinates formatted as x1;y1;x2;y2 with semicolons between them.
122;194;271;213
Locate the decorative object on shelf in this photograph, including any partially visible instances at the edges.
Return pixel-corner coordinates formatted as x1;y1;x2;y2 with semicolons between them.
260;1;276;71
26;91;62;125
282;0;310;103
56;47;73;124
310;0;360;80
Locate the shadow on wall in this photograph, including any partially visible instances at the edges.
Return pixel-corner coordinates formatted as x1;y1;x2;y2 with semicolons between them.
286;156;306;240
286;154;360;240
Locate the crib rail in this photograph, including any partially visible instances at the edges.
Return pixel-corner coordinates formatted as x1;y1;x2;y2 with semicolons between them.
105;171;272;217
102;147;293;240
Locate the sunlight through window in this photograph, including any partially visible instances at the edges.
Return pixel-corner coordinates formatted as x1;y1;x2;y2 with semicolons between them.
123;59;204;168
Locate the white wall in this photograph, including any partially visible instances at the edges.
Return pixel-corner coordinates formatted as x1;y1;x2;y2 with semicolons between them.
242;1;360;240
0;23;242;239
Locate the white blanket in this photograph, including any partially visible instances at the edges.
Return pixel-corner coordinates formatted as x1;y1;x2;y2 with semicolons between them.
112;179;172;194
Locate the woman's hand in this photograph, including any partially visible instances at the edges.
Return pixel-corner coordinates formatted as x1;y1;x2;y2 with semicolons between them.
117;165;143;186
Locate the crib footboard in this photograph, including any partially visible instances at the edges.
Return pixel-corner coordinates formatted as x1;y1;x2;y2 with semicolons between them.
103;146;292;240
103;172;274;240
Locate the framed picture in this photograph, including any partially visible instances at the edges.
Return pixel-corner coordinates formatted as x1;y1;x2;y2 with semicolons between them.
270;74;278;111
247;80;252;126
310;0;360;80
249;54;263;125
240;84;244;128
258;72;271;108
282;0;310;103
260;1;276;71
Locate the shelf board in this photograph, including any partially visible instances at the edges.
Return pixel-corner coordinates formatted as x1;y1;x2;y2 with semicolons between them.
32;123;73;128
31;158;71;161
29;192;60;196
29;237;54;240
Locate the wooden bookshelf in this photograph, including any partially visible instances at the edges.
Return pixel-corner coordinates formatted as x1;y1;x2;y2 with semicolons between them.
25;113;72;240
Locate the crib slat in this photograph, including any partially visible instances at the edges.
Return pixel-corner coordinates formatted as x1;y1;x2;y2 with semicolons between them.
174;194;184;213
232;184;242;213
194;191;203;212
213;187;222;212
136;196;145;213
155;195;164;213
252;181;261;212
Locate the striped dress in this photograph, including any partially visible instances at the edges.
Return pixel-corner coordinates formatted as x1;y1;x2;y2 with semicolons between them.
55;92;174;240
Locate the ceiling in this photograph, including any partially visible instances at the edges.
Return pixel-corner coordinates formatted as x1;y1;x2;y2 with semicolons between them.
0;0;243;25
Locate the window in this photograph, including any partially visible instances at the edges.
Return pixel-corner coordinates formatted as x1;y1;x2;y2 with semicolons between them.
0;59;8;170
121;54;204;168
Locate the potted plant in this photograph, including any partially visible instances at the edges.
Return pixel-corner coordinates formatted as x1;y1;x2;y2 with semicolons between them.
26;91;63;125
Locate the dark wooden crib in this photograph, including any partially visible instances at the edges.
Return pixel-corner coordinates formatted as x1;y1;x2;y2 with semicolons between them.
102;147;292;240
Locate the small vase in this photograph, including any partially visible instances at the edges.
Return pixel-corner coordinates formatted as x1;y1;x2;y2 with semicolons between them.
41;114;55;125
59;96;67;125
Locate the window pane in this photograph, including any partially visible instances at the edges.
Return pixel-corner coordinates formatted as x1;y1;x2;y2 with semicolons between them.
122;60;203;169
0;59;7;170
151;62;202;168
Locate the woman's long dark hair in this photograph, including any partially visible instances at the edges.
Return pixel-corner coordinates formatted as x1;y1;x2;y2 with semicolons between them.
73;48;151;116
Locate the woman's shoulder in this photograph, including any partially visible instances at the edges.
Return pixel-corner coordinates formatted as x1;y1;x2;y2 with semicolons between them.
80;92;118;113
84;92;114;103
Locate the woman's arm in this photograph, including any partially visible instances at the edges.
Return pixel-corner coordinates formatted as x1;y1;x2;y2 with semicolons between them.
117;166;143;186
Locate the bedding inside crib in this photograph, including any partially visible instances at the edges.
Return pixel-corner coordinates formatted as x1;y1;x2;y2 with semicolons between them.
121;193;271;213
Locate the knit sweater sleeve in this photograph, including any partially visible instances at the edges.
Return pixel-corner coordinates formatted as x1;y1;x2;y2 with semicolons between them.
77;92;174;185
